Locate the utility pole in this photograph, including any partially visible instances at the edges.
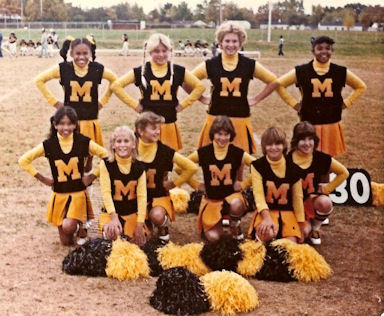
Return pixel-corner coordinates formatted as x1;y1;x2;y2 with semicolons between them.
40;0;43;17
267;1;272;42
219;0;223;25
21;0;23;20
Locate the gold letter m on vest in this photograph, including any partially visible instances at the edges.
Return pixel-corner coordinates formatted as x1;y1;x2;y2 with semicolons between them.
302;173;315;193
113;180;137;201
55;157;81;182
220;78;242;97
70;81;93;102
266;181;289;204
150;80;172;100
209;164;232;186
311;78;333;97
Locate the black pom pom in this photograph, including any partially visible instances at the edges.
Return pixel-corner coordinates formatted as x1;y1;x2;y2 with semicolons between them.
187;190;204;214
150;267;210;315
200;235;243;272
140;238;167;277
242;187;256;213
255;243;296;282
62;238;112;276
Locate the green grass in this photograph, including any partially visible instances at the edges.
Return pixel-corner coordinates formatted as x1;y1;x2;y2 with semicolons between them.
2;28;384;57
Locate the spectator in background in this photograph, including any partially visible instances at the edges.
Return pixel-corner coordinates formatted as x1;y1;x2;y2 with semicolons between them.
278;35;284;56
39;28;48;58
0;31;3;57
120;33;129;56
51;29;59;49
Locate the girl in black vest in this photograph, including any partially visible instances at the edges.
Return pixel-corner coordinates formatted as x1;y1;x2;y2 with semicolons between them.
135;112;197;242
98;126;148;246
111;33;204;151
19;106;108;245
35;36;117;174
185;116;255;243
287;121;349;245
248;127;305;243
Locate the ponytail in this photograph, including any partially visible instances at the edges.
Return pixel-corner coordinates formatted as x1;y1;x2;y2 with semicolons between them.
60;37;73;62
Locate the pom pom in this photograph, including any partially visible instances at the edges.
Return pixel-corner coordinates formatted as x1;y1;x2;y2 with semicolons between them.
150;267;210;315
201;270;259;315
371;182;384;206
140;238;166;277
242;187;256;213
255;242;295;282
187;190;204;214
236;240;266;277
272;239;332;282
105;238;150;280
169;187;190;213
158;242;211;276
200;235;242;272
62;238;112;276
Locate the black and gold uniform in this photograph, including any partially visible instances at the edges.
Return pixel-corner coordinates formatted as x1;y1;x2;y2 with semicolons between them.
248;156;304;240
19;132;108;226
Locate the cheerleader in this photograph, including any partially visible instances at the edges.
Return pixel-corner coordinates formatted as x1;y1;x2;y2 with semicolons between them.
187;116;255;242
120;33;129;56
185;21;281;155
18;107;108;246
248;127;305;243
135;112;198;241
98;126;148;246
287;121;349;244
276;35;366;156
34;36;117;174
19;39;27;56
111;33;205;151
27;40;35;56
8;32;17;57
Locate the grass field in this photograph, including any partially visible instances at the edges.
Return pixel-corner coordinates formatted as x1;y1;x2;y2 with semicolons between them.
0;30;383;315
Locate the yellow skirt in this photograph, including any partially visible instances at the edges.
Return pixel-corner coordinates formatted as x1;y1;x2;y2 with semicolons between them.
160;122;182;151
247;209;301;240
197;192;244;233
314;121;346;157
98;212;151;238
79;119;104;147
46;190;93;226
151;196;176;222
198;114;256;154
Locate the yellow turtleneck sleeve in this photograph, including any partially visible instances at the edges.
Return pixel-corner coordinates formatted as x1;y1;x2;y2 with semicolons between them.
35;62;117;107
251;156;304;222
110;70;139;110
277;59;366;108
322;158;349;194
19;143;45;177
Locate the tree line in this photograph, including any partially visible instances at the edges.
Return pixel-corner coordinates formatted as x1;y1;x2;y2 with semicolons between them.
0;0;383;28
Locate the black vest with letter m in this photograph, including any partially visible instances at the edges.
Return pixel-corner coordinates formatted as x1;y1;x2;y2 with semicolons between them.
252;156;301;210
206;53;255;117
43;133;90;193
134;62;185;123
105;159;145;216
60;61;104;120
296;61;346;124
287;150;332;199
140;141;175;200
198;144;243;200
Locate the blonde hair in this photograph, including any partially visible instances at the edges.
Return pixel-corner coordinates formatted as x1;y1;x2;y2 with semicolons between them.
141;33;174;89
215;22;247;48
108;126;137;162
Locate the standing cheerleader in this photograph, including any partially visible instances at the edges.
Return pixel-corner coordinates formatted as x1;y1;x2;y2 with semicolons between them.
276;35;366;156
187;116;255;242
248;127;305;243
120;33;129;56
19;106;108;246
186;21;281;154
34;36;117;174
135;112;198;241
98;126;148;246
287;121;349;244
111;33;205;151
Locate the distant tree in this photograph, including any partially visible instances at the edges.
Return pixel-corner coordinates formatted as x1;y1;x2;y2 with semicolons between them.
344;3;367;17
130;4;146;20
254;3;281;26
114;3;131;20
0;0;22;14
159;2;173;22
222;2;244;20
171;1;192;21
148;9;161;22
309;5;325;25
322;6;344;23
83;7;109;21
193;1;208;21
277;0;307;25
205;0;220;25
359;5;384;28
24;0;68;21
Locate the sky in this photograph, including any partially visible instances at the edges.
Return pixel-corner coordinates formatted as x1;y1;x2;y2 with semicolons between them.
64;0;383;14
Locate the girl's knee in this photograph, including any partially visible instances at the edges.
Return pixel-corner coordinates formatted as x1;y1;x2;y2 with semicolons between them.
229;198;245;217
62;218;78;234
204;229;221;243
314;195;333;213
149;206;166;226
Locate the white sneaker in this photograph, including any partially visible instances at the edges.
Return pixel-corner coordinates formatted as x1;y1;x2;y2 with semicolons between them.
309;230;321;245
222;219;230;227
77;238;87;246
322;218;329;225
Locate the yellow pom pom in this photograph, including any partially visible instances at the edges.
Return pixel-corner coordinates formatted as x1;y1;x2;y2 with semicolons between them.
371;182;384;206
271;239;332;282
169;187;190;213
106;238;150;280
66;35;74;42
201;271;259;315
158;242;210;276
237;240;266;277
86;34;95;45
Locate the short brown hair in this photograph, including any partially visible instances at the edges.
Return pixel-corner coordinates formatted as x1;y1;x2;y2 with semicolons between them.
209;115;236;142
261;126;287;155
290;121;319;150
134;111;165;136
